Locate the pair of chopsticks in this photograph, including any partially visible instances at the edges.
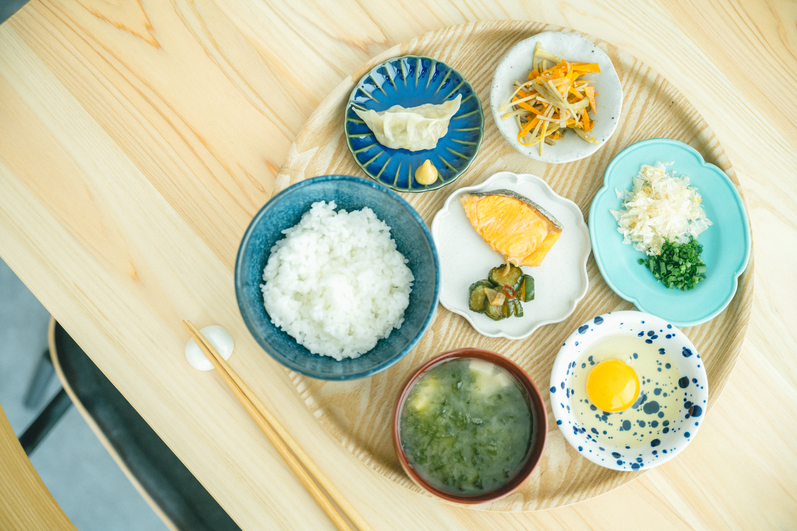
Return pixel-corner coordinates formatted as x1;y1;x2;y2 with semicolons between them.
183;321;370;531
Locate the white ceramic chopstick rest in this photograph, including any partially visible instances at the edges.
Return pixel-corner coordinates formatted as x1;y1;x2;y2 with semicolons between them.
184;325;234;371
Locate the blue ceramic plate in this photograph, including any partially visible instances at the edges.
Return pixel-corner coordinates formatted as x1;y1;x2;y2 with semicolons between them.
235;175;440;381
345;55;484;193
589;139;751;327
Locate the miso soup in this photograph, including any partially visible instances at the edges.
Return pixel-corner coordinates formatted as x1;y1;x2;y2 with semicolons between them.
399;357;533;495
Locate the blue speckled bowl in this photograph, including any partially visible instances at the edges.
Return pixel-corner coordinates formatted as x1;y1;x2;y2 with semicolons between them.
235;175;440;381
550;311;708;471
345;55;484;192
589;138;751;326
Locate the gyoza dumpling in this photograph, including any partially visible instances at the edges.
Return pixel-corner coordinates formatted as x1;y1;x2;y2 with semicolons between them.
353;95;462;151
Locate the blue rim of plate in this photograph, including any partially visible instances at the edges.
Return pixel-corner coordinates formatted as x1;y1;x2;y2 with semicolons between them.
589;138;751;327
344;55;484;193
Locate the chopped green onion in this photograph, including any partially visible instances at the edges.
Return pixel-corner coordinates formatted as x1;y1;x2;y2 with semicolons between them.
638;238;707;291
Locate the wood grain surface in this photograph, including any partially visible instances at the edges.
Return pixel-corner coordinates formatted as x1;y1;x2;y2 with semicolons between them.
276;20;753;511
0;1;795;529
0;405;76;531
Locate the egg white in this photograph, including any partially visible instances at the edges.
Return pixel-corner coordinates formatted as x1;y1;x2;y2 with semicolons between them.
569;334;683;448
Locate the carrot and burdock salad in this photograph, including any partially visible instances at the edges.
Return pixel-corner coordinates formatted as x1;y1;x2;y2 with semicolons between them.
499;43;600;155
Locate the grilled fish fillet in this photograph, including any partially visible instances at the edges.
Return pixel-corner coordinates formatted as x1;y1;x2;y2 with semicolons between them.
460;189;563;267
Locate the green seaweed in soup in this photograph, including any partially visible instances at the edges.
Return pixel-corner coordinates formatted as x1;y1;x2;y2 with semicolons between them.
399;358;533;495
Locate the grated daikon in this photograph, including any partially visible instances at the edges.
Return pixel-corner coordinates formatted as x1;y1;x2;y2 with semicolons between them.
611;163;711;256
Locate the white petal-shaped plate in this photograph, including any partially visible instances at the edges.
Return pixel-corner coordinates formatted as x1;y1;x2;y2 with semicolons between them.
431;172;591;339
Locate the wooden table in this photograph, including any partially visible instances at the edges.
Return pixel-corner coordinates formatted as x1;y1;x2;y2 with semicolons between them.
0;405;75;530
1;1;795;529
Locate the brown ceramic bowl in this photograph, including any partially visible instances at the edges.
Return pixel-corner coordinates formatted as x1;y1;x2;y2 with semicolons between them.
392;348;547;504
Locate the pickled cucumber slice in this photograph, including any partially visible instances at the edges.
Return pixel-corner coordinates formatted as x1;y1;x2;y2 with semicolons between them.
488;264;523;288
518;274;535;302
468;280;493;312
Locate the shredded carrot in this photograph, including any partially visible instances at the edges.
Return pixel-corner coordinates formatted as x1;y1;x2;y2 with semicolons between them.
512;98;541;114
584;86;597;114
582;109;592;132
499;43;600;155
517;117;540;143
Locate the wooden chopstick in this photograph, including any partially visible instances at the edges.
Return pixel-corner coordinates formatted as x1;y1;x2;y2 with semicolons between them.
183;321;369;531
183;322;370;531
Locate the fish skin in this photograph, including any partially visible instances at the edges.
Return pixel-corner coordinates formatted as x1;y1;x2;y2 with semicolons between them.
460;189;563;229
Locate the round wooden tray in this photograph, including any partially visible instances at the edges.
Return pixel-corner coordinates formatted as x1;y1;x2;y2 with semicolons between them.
275;20;753;512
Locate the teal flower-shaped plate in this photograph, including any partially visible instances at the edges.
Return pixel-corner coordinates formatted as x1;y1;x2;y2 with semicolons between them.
344;55;484;193
589;138;751;326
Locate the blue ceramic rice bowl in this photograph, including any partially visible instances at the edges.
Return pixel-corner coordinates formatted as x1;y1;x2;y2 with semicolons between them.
235;175;440;380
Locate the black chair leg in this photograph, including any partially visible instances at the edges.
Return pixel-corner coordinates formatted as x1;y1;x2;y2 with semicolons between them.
19;388;72;455
24;348;55;408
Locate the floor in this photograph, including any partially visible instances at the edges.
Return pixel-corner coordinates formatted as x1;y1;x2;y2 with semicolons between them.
0;258;167;531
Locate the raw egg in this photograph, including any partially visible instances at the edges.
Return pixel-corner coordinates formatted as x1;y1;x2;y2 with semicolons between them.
569;334;684;448
586;360;639;412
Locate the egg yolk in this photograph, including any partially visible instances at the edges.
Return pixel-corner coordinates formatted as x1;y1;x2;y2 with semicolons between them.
586;360;640;412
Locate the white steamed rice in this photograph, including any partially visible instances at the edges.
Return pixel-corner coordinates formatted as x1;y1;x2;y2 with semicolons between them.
261;201;414;360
